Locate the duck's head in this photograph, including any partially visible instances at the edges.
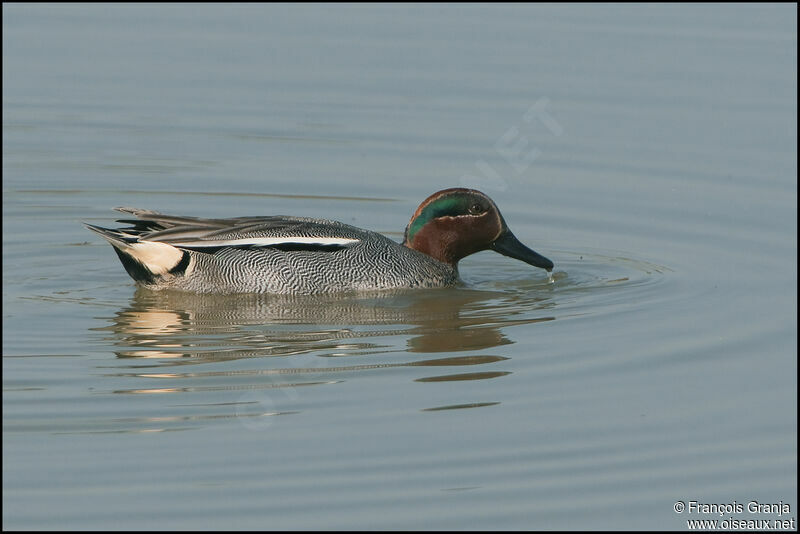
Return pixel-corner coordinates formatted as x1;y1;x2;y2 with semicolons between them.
402;188;553;272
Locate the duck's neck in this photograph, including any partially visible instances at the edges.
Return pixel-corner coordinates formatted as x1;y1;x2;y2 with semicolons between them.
404;216;496;266
404;225;457;265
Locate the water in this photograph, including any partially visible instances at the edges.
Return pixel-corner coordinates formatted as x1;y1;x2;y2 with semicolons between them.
3;4;796;530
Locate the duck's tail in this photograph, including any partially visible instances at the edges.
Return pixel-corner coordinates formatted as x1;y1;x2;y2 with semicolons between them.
84;223;189;284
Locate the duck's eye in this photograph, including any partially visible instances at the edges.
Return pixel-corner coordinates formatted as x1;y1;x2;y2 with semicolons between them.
469;203;486;215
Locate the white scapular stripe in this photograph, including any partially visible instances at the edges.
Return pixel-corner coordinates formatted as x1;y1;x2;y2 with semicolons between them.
149;237;360;248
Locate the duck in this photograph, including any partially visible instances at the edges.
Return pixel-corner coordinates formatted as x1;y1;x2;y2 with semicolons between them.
85;187;554;294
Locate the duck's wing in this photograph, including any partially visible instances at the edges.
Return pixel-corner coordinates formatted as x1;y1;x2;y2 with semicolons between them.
109;207;365;252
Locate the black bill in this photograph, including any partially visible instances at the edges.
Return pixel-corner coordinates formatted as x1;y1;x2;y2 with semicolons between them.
490;230;554;272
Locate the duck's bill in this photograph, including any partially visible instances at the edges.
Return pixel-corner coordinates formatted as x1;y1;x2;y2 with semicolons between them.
491;231;554;272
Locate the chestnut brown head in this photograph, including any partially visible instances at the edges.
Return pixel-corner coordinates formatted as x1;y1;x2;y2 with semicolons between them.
402;188;553;271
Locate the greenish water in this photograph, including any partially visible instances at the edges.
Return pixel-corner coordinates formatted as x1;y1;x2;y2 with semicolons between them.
3;4;796;530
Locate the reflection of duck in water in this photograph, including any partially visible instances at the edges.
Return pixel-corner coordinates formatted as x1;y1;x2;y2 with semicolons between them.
85;188;553;294
99;287;554;362
96;288;555;409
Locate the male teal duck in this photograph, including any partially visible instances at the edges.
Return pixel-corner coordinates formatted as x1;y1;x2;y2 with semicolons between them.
85;188;553;294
